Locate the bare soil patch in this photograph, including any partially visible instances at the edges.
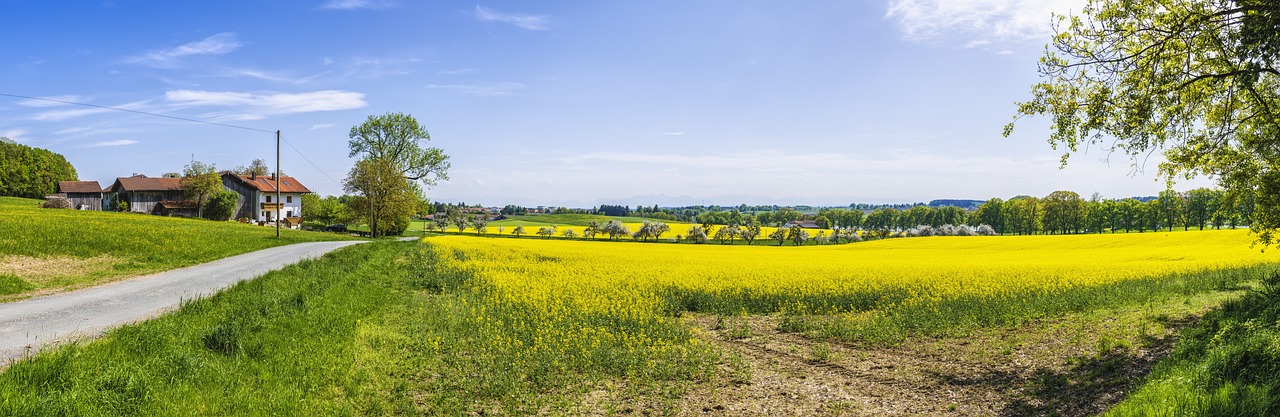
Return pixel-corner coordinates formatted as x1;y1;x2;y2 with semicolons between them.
659;303;1208;417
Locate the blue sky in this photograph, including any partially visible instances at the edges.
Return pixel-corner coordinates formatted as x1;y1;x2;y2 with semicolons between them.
0;0;1210;207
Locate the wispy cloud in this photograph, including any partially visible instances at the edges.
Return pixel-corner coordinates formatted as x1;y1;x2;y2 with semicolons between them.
310;123;335;130
1;129;29;142
127;32;241;68
426;81;525;96
165;90;368;118
220;68;328;85
319;0;389;10
55;127;92;134
87;139;138;148
340;56;426;78
661;132;686;136
30;107;114;122
474;5;550;31
16;95;88;108
28;99;150;122
886;0;1081;44
438;68;477;76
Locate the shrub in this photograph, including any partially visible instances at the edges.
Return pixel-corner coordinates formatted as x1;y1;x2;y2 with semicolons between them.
203;190;238;221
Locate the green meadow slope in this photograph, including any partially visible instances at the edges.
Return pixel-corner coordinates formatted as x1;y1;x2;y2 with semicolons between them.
0;197;355;301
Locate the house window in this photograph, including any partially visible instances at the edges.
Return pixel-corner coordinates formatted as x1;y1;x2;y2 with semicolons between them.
286;196;292;203
287;210;294;217
266;195;272;203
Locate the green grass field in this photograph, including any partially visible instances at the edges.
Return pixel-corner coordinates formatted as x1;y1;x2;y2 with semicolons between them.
1;230;1278;414
0;197;355;301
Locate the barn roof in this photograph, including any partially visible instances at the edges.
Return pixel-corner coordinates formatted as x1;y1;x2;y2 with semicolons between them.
224;174;311;193
57;181;103;193
108;177;183;192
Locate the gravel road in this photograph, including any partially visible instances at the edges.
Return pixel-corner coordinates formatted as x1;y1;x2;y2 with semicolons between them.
0;240;370;364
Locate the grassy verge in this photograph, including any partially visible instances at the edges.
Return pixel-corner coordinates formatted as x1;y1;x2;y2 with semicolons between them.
0;197;355;300
1104;272;1280;416
0;240;716;415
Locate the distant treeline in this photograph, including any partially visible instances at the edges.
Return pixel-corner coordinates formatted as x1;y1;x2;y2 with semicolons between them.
512;189;1251;235
0;140;78;199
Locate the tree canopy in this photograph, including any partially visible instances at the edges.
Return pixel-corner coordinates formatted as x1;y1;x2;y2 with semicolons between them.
1006;0;1280;245
181;160;222;218
347;112;450;185
0;140;78;199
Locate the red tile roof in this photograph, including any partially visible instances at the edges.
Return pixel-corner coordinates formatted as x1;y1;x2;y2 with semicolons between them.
110;177;183;192
57;181;103;193
227;174;311;193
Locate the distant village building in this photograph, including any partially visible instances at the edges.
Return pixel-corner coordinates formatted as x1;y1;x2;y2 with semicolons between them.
55;181;104;210
103;175;185;214
221;172;311;227
784;220;821;229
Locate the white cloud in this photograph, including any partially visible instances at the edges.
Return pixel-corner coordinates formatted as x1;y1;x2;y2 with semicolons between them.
28;99;150;122
87;139;138;148
30;107;113;122
127;32;241;68
997;49;1014;55
55;127;91;134
1;129;29;142
426;82;525;96
661;132;686;136
886;0;1081;44
165;90;368;116
311;123;335;130
319;0;389;10
220;68;328;85
474;5;550;31
16;95;87;108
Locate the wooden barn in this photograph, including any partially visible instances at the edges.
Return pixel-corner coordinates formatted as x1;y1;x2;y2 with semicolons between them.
55;181;104;210
103;175;187;215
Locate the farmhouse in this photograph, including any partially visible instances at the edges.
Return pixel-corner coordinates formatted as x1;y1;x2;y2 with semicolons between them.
103;175;186;215
55;181;104;210
221;172;310;227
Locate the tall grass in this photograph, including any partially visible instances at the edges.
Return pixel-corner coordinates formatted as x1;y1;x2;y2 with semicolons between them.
1105;272;1280;416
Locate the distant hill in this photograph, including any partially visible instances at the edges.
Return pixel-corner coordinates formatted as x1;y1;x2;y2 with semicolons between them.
927;199;984;210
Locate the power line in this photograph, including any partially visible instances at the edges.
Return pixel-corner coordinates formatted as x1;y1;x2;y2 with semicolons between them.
1;92;344;188
0;93;275;134
282;137;343;188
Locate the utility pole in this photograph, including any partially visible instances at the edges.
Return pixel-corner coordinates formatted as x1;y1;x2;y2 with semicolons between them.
276;130;281;239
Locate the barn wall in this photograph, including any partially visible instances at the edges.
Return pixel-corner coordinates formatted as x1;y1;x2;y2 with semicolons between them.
66;193;102;210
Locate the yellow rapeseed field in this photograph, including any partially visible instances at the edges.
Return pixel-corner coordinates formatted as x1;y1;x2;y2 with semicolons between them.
422;229;1277;349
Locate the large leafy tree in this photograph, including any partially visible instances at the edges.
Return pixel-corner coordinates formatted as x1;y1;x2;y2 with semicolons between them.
1006;0;1280;244
181;160;222;218
344;157;416;237
347;112;450;237
348;112;450;185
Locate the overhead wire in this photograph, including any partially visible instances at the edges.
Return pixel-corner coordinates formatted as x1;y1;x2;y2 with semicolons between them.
0;92;344;188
